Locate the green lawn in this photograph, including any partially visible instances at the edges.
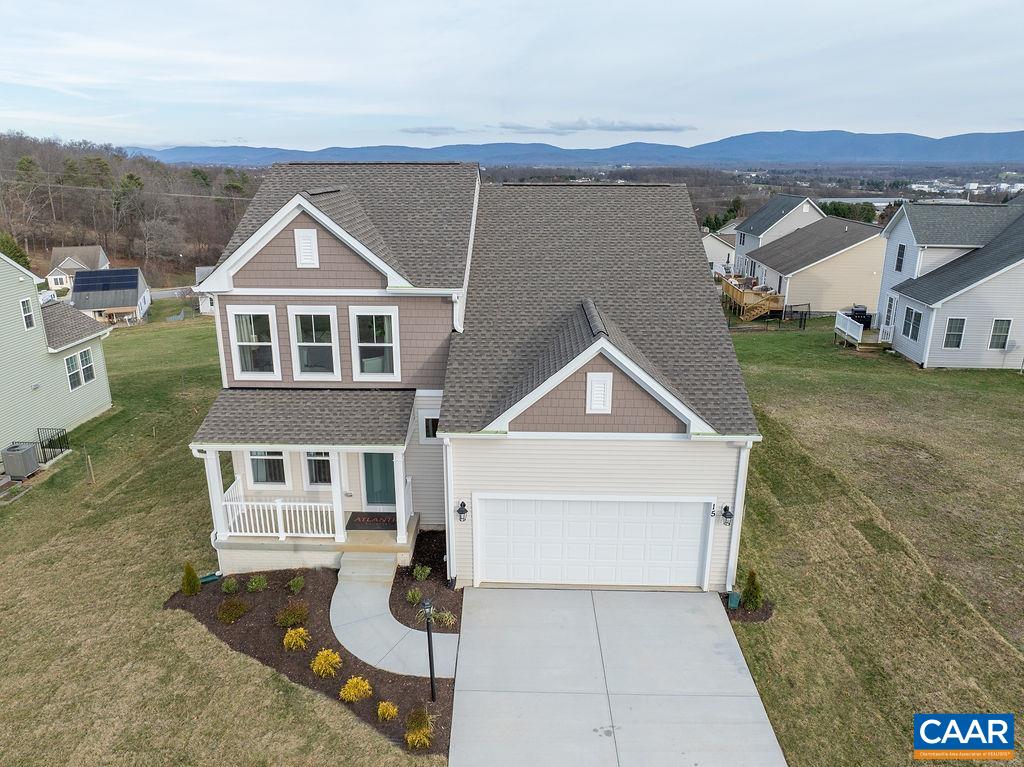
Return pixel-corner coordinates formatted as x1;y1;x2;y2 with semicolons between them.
732;321;1024;766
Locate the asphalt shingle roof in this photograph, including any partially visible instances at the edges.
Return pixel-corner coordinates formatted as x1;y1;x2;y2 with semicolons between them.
70;268;148;311
218;162;479;288
901;202;1024;246
50;245;107;271
746;217;881;275
893;212;1024;304
736;195;811;236
440;184;758;436
194;388;415;446
40;300;107;350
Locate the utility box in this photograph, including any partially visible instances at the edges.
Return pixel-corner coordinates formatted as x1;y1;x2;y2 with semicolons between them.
2;443;39;480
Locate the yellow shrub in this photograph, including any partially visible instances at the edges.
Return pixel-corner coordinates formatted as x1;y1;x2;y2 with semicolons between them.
283;627;310;651
377;700;399;721
404;704;434;750
339;675;373;703
405;727;432;750
310;648;342;678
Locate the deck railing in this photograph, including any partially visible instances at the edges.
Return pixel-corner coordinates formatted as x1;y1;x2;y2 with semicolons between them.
879;325;894;343
834;311;865;343
222;480;335;539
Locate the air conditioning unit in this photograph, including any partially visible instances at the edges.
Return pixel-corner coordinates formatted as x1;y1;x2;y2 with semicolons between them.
2;443;39;480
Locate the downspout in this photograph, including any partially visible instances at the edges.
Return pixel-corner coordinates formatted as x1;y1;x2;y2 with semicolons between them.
442;437;457;586
725;440;753;592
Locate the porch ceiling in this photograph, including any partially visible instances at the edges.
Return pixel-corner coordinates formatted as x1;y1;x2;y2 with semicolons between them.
193;388;414;447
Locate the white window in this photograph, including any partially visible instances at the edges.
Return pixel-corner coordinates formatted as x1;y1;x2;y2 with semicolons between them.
248;450;288;486
287;306;340;381
226;305;281;381
304;451;332;489
418;408;441;445
80;348;95;383
52;275;66;287
738;233;746;246
884;295;896;326
802;202;810;213
65;348;95;391
942;318;965;349
902;307;922;341
65;353;82;390
20;298;34;330
349;306;400;381
895;243;905;272
294;228;319;268
989;318;1012;350
586;371;613;414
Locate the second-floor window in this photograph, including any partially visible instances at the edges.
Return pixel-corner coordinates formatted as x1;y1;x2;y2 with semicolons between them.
350;306;401;382
227;305;280;381
288;306;341;381
902;307;922;341
64;348;95;391
738;233;746;246
20;298;34;329
895;243;905;272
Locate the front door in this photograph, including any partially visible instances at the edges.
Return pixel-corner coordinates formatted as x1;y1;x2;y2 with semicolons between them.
362;453;396;509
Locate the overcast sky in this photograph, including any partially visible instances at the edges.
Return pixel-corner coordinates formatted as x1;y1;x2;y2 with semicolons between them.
1;0;1022;150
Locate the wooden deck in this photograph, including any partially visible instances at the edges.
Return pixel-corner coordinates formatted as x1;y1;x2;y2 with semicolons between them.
834;312;893;351
722;279;786;321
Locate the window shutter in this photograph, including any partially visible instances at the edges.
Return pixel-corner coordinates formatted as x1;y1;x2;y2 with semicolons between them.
294;228;319;268
586;372;613;414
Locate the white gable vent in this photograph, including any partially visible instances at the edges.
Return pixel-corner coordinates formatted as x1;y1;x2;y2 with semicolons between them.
586;371;613;414
294;228;319;268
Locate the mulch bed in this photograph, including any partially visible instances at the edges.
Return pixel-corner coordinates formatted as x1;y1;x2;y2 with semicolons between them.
720;592;775;623
390;531;463;634
165;567;453;754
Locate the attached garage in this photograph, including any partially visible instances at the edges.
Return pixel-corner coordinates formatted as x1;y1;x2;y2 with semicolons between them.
472;493;715;589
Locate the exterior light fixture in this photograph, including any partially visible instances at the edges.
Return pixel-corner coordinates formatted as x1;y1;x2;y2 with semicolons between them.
456;501;468;522
721;505;734;526
421;597;437;702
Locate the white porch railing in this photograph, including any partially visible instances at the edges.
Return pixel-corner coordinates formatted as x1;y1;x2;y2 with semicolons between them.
879;325;894;343
834;311;864;343
222;480;335;539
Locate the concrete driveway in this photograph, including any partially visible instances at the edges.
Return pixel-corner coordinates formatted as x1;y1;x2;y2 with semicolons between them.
450;589;786;767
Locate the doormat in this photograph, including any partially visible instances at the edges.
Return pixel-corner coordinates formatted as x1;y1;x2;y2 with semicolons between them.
347;512;397;531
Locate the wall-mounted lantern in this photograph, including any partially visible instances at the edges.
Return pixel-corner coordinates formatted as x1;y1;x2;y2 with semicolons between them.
456;501;468;522
721;505;734;526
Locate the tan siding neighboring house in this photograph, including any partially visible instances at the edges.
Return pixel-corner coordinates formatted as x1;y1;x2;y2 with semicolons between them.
784;236;885;312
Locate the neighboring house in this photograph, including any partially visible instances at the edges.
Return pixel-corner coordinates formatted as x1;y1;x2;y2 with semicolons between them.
701;230;735;275
734;195;826;276
190;163;760;594
715;217;746;236
874;198;1024;369
0;252;112;473
70;268;151;322
194;266;216;314
45;245;110;291
744;217;885;313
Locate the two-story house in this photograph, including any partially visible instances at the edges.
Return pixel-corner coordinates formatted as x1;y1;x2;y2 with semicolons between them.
0;252;112;474
45;245;110;291
734;194;825;276
191;163;761;593
874;198;1024;369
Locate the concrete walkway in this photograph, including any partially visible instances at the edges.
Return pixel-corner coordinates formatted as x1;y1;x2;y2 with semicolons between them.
329;552;459;678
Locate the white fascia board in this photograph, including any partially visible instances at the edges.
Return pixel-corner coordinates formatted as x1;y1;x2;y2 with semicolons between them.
456;172;481;334
189;441;407;453
1;252;44;283
47;328;111;353
785;233;882;277
199;194;413;292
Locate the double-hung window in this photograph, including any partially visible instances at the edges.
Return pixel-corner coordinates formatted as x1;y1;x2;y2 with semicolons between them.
738;233;746;246
884;296;896;326
288;306;340;381
305;451;332;488
80;348;95;383
942;318;965;349
895;243;905;272
989;319;1012;350
249;450;287;485
20;298;34;329
349;306;400;381
227;305;280;380
902;307;922;341
65;347;95;390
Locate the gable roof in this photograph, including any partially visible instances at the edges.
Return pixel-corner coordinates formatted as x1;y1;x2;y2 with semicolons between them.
716;217;746;235
736;195;815;236
703;231;735;248
746;217;881;275
195;265;216;283
216;162;479;288
70;268;147;310
50;245;107;271
892;212;1024;305
40;299;108;351
898;202;1024;246
440;184;758;437
0;251;43;283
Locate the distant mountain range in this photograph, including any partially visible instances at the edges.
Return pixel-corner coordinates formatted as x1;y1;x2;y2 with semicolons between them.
125;130;1024;167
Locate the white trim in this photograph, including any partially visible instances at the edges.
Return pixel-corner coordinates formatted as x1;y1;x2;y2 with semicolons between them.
58;256;89;271
191;441;404;453
585;371;613;414
988;318;1013;350
921;309;938;368
64;352;82;391
393;452;407;544
226;304;282;382
941;317;967;349
457;172;480;333
442;437;457;581
416;389;444;398
286;305;342;382
758;197;826;239
293;228;319;268
418;408;442;445
0;252;43;283
244;449;293;490
329;450;347;543
484;338;715;435
219;286;459;297
725;441;753;591
933;258;1024;307
20;298;35;330
348;305;401;382
783;233;882;277
202;449;229;542
301;450;334;492
438;430;761;442
880;205;909;239
359;451;398;513
213;295;228;388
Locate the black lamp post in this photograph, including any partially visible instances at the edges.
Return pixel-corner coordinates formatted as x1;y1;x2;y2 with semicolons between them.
422;597;437;702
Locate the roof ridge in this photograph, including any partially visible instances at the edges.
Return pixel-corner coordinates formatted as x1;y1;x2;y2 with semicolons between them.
582;298;607;337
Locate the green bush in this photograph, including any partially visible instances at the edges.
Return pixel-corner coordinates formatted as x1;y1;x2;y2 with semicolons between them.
286;575;305;595
412;564;431;582
742;569;764;612
405;587;422;606
217;597;248;624
246;574;268;592
181;562;200;596
221;577;239;595
434;609;457;629
275;598;309;628
405;704;434;750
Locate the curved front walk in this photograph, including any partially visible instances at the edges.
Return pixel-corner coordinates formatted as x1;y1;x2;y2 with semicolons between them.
329;552;459;678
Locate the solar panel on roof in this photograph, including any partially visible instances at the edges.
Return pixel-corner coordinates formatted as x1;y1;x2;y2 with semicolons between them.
72;269;139;292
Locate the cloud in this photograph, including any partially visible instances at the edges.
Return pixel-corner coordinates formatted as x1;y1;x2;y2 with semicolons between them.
398;125;473;136
493;118;697;135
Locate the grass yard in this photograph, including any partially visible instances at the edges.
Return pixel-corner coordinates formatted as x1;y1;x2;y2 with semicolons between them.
0;301;438;767
732;321;1024;766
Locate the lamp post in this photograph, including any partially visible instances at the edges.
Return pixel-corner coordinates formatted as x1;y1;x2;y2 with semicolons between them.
422;597;437;702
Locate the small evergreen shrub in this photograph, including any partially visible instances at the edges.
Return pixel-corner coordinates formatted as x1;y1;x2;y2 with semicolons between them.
434;609;457;629
405;587;422;606
246;574;268;592
217;597;248;624
181;562;200;596
339;675;373;703
404;704;434;750
310;648;342;678
377;700;399;721
742;569;764;612
221;577;239;595
286;575;305;595
283;627;311;651
412;564;431;582
275;599;309;628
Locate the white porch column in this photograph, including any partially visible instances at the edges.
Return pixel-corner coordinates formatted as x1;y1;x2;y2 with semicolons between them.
393;451;408;545
330;450;346;543
725;441;753;591
203;449;229;541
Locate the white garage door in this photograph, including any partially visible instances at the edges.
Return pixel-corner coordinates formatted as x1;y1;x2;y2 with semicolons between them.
475;494;714;589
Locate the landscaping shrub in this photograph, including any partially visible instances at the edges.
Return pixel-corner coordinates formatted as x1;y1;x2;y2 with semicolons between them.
221;577;239;595
310;648;342;678
404;704;434;750
286;575;305;595
181;562;200;596
405;587;422;606
283;627;311;651
434;609;457;629
377;700;399;721
742;569;764;612
246;574;268;592
217;597;248;624
275;599;309;628
339;675;373;703
412;564;431;582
